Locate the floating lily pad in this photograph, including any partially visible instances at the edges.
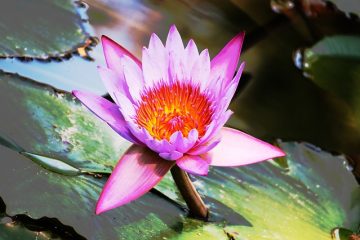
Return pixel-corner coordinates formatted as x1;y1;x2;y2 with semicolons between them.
0;145;187;239
0;71;131;173
158;141;360;239
0;138;358;239
300;35;360;123
0;0;93;59
0;72;358;239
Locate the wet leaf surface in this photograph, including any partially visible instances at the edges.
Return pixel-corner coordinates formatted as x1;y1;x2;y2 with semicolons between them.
0;72;358;239
0;71;131;173
0;0;93;60
158;141;360;240
0;136;358;239
0;71;358;238
0;145;186;240
0;1;358;239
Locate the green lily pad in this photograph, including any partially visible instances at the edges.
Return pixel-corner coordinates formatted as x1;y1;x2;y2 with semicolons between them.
158;141;360;239
301;35;360;123
215;141;359;239
0;72;358;239
0;0;93;59
0;144;187;239
0;71;131;174
1;137;358;239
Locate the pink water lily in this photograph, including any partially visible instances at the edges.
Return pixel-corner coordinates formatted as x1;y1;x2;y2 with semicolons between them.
72;25;285;215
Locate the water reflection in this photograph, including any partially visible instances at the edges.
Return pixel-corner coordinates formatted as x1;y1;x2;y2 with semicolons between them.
87;0;258;55
0;0;262;95
0;51;106;95
270;0;295;14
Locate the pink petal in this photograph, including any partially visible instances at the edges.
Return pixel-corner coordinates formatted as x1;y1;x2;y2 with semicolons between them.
176;155;210;176
97;66;130;104
166;25;186;83
101;35;141;70
188;138;220;155
214;62;245;114
184;39;199;78
72;90;141;144
96;145;174;214
159;151;183;160
168;51;186;83
209;127;286;167
124;122;154;147
198;110;233;146
122;55;144;101
165;25;184;55
222;62;245;103
146;138;175;153
148;33;169;84
191;49;210;89
142;47;163;87
105;91;136;125
73;90;119;123
169;129;198;153
209;32;244;90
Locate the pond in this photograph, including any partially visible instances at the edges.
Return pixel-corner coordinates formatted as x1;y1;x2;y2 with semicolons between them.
0;0;359;239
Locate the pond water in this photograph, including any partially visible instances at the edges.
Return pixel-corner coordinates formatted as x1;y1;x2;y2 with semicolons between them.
0;0;359;239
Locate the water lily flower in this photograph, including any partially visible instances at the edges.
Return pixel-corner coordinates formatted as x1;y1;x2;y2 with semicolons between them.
73;25;285;215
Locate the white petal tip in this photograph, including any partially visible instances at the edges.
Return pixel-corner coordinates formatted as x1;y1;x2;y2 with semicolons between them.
169;24;177;31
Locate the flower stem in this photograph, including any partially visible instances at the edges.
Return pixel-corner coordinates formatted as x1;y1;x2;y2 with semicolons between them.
170;165;208;220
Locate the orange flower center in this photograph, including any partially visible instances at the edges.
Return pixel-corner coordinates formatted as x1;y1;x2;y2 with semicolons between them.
135;82;214;140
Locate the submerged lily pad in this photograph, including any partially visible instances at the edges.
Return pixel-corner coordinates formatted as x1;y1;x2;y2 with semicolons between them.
300;35;360;124
0;0;93;59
